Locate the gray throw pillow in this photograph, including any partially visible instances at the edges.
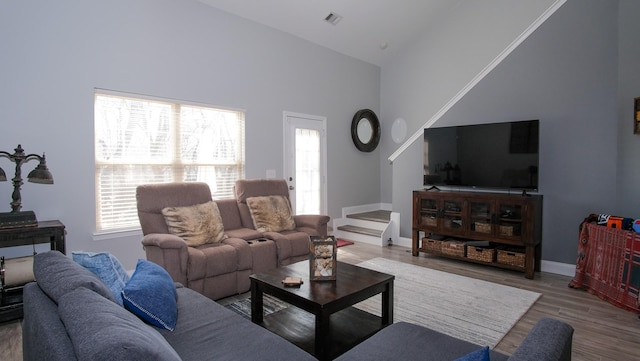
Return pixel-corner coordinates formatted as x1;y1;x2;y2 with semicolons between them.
33;251;115;304
58;287;181;361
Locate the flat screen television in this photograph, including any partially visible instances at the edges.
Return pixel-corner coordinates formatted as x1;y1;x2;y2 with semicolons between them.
423;120;539;192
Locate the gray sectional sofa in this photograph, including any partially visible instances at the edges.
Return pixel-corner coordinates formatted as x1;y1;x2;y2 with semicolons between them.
23;250;574;361
22;251;316;361
335;318;573;361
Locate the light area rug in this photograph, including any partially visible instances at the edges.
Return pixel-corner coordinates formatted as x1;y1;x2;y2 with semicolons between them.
355;257;541;348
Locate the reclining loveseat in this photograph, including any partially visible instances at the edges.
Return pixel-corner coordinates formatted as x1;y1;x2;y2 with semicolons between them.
136;179;330;300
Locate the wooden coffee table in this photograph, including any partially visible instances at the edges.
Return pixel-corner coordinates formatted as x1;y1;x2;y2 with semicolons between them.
250;261;394;360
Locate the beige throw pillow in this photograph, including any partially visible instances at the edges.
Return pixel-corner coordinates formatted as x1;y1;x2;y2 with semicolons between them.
246;195;296;233
161;201;227;247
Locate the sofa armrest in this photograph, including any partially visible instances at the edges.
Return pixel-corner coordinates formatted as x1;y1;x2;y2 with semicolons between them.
508;318;573;361
141;233;187;249
141;233;188;285
294;214;330;237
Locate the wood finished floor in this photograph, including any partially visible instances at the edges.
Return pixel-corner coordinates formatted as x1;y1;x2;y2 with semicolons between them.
2;242;639;361
221;242;640;360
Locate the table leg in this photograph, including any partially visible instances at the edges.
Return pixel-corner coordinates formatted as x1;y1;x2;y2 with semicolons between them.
525;246;535;279
250;282;264;324
315;310;331;361
412;229;419;256
381;280;394;325
52;229;65;254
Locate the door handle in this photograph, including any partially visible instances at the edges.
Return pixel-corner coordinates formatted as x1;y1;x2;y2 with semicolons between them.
289;186;295;190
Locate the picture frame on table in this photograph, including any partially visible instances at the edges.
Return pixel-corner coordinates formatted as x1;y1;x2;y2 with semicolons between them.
309;236;337;281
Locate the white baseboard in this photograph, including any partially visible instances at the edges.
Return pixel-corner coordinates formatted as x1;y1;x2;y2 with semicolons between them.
390;236;412;248
541;260;575;277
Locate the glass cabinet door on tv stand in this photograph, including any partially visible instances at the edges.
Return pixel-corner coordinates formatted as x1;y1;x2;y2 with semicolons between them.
441;199;465;236
469;199;529;242
416;198;465;236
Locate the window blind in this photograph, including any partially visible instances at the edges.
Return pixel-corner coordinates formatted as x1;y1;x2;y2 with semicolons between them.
94;91;245;231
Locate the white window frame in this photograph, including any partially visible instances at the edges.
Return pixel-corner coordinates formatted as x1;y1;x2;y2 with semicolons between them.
94;89;245;233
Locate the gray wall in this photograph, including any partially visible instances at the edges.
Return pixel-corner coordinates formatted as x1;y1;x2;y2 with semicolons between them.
383;0;619;264
380;0;559;202
617;0;640;216
1;0;635;269
0;0;380;268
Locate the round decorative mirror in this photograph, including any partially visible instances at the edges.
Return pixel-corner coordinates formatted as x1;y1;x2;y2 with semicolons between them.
351;109;380;152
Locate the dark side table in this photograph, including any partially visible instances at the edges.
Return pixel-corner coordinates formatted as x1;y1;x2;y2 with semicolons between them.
0;220;66;323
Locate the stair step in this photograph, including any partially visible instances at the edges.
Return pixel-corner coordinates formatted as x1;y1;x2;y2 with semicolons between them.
346;210;391;223
336;225;383;237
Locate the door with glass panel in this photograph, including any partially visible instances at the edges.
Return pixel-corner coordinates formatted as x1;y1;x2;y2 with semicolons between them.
283;112;327;215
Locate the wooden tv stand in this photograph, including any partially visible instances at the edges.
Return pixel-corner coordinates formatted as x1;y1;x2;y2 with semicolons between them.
412;190;542;279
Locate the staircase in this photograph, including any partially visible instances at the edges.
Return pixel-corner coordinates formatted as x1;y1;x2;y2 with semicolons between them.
332;205;399;247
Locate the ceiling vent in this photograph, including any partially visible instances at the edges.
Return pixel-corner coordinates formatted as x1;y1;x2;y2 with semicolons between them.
324;12;343;25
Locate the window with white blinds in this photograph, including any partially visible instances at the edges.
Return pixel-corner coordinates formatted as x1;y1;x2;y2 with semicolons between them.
94;91;245;232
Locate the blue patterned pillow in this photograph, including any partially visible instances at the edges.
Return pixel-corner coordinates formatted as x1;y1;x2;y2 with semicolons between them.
35;251;116;304
72;251;130;306
453;346;490;361
122;259;177;331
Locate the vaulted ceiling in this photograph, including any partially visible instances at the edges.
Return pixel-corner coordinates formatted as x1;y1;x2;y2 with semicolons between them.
195;0;460;67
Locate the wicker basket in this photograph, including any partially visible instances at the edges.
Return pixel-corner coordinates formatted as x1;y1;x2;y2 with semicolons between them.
499;225;514;237
466;246;495;263
422;237;442;253
441;240;466;257
421;216;437;227
474;222;491;234
497;248;525;268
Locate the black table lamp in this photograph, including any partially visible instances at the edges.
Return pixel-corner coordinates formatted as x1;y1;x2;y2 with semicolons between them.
0;144;54;228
